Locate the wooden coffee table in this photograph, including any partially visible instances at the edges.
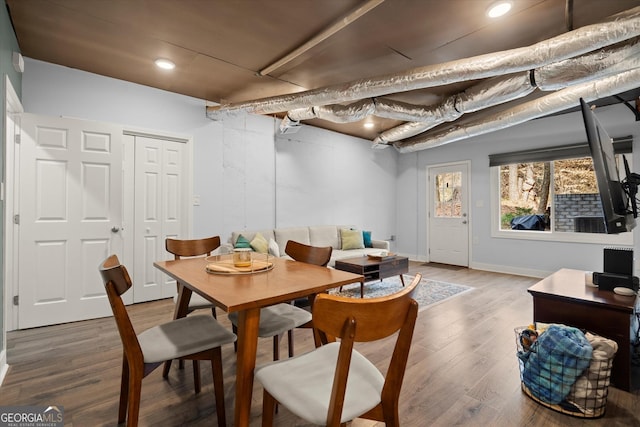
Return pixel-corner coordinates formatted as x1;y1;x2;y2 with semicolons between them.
334;255;409;297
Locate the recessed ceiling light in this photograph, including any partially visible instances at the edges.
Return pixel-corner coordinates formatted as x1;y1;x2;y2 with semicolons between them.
364;122;374;129
154;58;175;70
486;1;512;18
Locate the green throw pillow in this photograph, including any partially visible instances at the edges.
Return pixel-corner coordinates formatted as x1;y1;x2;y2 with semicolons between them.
362;230;372;248
250;232;269;254
341;228;364;250
235;234;251;249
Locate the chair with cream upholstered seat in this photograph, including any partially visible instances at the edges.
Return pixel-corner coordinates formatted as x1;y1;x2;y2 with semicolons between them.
255;273;421;427
163;236;223;378
166;236;221;317
99;254;236;427
228;240;332;360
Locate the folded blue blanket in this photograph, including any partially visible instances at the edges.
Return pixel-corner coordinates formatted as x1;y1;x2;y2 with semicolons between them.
521;324;592;404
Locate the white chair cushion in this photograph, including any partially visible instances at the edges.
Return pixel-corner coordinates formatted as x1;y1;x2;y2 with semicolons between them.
172;292;215;311
228;303;312;337
255;342;384;425
138;315;236;363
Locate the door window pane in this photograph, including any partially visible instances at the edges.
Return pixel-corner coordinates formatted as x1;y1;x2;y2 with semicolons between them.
434;172;462;218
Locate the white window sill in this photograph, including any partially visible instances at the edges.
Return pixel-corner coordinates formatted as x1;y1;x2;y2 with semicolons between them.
491;228;633;245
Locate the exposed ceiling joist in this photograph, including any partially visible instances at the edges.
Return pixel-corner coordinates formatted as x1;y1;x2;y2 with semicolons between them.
259;0;385;76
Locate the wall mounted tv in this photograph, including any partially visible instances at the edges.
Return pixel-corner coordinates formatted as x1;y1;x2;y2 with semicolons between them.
580;98;638;234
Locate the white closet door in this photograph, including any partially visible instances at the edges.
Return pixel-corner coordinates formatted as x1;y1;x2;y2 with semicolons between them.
18;113;124;328
133;136;188;302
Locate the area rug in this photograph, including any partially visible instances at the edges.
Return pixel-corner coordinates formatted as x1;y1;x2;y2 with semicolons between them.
331;275;473;312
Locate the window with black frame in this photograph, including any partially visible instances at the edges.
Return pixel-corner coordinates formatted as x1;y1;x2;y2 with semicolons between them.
490;137;632;235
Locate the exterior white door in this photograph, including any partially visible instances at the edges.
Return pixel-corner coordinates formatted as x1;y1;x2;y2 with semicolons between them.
18;113;124;328
132;135;188;302
428;162;470;266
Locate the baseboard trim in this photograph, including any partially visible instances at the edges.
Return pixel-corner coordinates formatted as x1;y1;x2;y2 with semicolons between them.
400;254;549;278
0;349;8;387
398;253;553;278
469;261;551;278
396;253;427;263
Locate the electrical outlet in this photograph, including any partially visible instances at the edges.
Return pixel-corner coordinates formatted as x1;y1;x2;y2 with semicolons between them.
193;195;201;206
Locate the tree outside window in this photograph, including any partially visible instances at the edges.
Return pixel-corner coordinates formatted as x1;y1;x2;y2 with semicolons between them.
499;156;619;234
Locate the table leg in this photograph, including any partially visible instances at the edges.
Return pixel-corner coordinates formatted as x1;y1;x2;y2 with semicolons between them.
305;294;326;347
360;280;364;298
173;284;192;319
399;274;406;286
234;307;261;427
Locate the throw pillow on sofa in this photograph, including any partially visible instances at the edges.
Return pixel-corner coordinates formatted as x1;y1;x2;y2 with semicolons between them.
268;238;280;257
340;228;365;250
235;234;251;249
362;230;372;248
250;232;269;254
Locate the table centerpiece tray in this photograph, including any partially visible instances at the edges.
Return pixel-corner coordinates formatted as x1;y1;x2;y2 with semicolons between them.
205;255;274;275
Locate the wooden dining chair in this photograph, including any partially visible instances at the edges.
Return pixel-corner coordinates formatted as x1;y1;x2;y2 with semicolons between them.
167;236;221;318
99;254;236;427
255;273;421;427
228;240;332;360
164;236;221;378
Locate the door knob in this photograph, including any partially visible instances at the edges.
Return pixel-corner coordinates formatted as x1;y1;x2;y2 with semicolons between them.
111;226;121;233
462;220;468;224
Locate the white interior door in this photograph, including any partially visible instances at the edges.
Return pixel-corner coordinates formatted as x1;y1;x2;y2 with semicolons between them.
428;162;470;267
133;135;188;302
18;113;124;328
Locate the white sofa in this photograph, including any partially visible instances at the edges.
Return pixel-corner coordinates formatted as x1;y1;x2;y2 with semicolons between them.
229;225;389;267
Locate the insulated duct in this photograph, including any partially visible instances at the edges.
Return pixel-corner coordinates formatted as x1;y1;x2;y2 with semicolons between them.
534;37;640;90
394;67;640;153
286;40;638;140
372;72;535;145
287;99;376;123
288;95;469;124
206;6;640;119
372;38;640;146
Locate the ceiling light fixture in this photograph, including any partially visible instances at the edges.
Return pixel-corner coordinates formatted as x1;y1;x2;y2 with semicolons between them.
154;58;175;70
364;122;374;129
486;1;512;18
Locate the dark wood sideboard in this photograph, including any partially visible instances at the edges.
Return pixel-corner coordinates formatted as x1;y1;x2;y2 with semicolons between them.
527;268;638;392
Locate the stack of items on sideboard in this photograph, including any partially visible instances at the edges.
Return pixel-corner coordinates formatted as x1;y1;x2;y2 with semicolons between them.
592;248;639;293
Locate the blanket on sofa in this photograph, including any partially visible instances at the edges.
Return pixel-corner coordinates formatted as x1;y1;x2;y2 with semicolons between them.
520;324;592;404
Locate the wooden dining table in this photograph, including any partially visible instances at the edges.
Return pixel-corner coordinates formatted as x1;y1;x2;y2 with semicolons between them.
154;254;364;426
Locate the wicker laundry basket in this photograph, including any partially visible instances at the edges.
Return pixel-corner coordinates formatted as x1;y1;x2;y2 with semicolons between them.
515;326;616;418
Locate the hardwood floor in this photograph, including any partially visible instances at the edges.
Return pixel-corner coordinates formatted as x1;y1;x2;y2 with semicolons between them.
2;262;639;426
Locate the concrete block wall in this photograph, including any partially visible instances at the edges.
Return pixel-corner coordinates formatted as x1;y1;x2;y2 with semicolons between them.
554;193;603;232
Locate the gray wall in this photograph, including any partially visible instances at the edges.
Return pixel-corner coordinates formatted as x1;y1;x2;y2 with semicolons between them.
395;103;640;277
1;0;22;367
14;55;640;307
21;58;398;247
